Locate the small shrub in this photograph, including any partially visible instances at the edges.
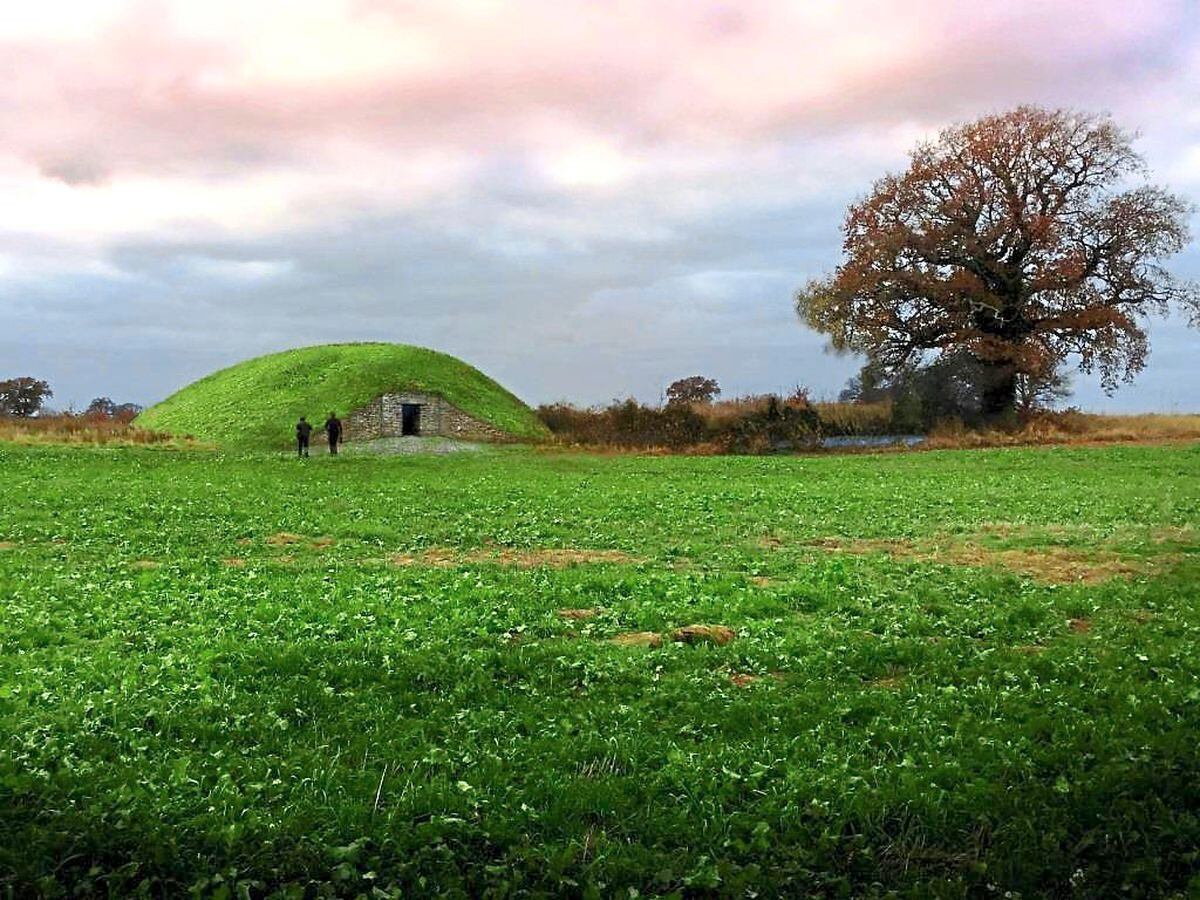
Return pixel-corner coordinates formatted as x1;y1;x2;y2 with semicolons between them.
537;399;708;450
538;392;819;453
722;395;821;453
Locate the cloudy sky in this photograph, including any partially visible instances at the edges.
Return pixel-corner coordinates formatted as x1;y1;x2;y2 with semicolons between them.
3;0;1198;412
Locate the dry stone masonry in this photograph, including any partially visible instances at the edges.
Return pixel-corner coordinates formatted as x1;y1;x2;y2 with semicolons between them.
345;392;511;442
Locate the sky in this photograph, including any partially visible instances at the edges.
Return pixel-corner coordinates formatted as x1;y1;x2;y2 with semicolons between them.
2;0;1198;412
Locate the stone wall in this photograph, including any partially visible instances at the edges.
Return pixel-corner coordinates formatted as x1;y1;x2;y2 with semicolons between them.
344;392;511;442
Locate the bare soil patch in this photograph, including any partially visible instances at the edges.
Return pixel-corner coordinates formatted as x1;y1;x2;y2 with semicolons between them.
390;547;637;569
730;671;786;686
388;548;459;568
266;532;307;546
804;534;1157;585
945;544;1140;584
494;548;635;567
263;533;339;553
1151;525;1196;544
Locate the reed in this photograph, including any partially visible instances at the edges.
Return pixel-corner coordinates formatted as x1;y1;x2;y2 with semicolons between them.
0;415;201;447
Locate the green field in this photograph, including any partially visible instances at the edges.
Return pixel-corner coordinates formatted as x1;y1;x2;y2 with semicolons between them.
136;343;549;446
1;443;1198;897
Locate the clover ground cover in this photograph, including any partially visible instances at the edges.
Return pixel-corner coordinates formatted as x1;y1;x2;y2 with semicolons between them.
0;443;1198;896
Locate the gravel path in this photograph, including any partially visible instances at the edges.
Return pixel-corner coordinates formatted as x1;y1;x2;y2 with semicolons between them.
339;436;484;456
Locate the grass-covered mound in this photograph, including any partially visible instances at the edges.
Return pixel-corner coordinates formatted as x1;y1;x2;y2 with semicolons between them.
137;343;548;446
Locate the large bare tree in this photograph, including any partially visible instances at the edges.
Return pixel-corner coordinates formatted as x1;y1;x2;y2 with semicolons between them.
797;106;1198;418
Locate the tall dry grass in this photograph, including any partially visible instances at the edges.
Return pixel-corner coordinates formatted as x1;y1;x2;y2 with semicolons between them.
813;401;895;435
924;412;1200;449
689;395;775;426
539;393;823;452
698;397;896;436
0;415;202;448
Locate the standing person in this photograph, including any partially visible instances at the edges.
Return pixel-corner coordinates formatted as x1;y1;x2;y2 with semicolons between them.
296;416;313;458
324;411;343;455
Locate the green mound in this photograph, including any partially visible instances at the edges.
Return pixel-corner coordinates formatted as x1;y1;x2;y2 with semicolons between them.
137;343;548;446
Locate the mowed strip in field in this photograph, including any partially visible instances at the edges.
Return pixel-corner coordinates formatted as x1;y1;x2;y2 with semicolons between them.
0;443;1198;896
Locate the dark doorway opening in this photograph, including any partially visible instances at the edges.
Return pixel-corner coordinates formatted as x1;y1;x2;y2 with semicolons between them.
401;404;421;436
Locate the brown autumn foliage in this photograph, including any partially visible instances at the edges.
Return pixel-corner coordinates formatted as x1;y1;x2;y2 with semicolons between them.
538;391;821;452
538;394;1200;454
797;106;1199;419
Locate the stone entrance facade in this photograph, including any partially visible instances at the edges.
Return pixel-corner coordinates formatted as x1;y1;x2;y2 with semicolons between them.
344;392;510;442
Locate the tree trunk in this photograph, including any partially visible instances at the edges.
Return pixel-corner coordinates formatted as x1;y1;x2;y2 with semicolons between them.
979;363;1018;424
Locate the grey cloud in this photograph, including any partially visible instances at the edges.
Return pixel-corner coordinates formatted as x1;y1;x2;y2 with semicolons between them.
8;180;1196;413
36;155;111;186
3;2;1195;184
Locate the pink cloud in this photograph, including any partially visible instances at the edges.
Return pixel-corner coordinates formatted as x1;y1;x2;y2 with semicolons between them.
1;0;1190;189
0;0;1193;263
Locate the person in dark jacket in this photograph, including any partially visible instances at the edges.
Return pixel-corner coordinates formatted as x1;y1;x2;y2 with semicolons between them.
324;412;343;455
296;416;313;457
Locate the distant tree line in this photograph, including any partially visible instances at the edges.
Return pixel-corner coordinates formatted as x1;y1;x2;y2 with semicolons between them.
81;397;144;423
541;377;829;452
538;368;1083;452
0;377;142;422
